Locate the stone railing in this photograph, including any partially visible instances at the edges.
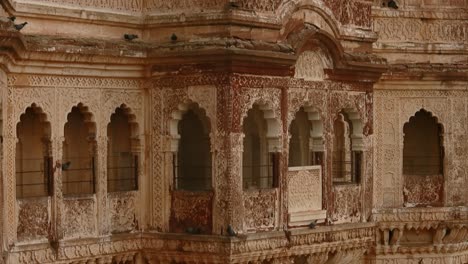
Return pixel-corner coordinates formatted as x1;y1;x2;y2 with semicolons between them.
287;166;326;227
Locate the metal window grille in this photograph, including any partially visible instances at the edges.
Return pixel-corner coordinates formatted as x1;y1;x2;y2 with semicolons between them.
16;157;53;198
403;155;442;175
108;153;138;192
173;153;212;191
62;156;95;195
243;153;279;189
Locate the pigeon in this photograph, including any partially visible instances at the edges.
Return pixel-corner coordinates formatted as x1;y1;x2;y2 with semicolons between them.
14;22;27;31
124;34;138;41
171;33;178;42
228;1;239;8
227;225;237;237
61;161;71;171
185;227;202;234
8;16;16;22
308;220;317;229
388;0;398;9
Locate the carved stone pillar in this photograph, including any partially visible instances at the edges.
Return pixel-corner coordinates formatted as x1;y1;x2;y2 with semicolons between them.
211;132;226;235
96;136;109;235
52;136;64;240
2;136;17;247
226;133;244;232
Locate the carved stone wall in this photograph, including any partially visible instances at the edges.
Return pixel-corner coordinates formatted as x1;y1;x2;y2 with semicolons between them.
374;88;467;208
288;166;326;226
109;192;138;233
170;191;213;234
6;74;144;246
243;189;278;232
16;198;50;242
62;198;95;239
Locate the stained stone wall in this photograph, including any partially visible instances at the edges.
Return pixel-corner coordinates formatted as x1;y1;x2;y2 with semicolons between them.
0;0;466;263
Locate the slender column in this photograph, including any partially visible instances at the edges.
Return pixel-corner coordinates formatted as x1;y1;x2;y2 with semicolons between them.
2;136;17;247
52;136;64;240
226;133;244;232
96;136;109;235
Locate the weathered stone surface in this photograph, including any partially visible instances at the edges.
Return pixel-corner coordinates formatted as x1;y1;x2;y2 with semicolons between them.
0;0;466;263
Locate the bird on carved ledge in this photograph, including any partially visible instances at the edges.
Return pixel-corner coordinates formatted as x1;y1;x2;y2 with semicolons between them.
14;22;27;31
61;161;71;171
387;0;398;9
227;225;237;237
124;33;138;41
308;220;318;229
8;16;16;22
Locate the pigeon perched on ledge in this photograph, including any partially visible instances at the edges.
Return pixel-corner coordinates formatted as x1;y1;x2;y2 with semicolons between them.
387;0;398;9
14;22;27;31
61;161;71;171
124;34;138;41
227;224;237;237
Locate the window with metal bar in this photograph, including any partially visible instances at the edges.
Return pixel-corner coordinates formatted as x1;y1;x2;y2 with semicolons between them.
332;112;360;184
403;109;443;176
174;108;212;191
242;105;278;189
63;106;96;196
107;107;138;192
15;106;52;198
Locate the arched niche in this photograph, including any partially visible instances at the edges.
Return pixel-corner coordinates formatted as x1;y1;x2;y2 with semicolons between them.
242;103;281;189
402;109;444;207
288;106;324;167
107;104;140;192
295;48;333;81
169;102;212;191
16;104;52;198
62;103;96;196
332;109;363;184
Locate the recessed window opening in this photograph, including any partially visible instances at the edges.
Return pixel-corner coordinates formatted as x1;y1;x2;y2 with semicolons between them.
62;105;96;196
332;111;362;184
289;108;311;167
107;106;139;192
16;105;52;198
289;107;324;167
403;109;443;176
243;104;279;189
174;105;212;191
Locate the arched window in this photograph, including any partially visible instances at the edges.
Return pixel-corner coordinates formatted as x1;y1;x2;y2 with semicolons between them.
289;107;324;167
332;110;362;184
107;106;139;192
62;104;96;195
403;109;443;175
174;105;211;191
16;105;52;198
243;104;280;189
289;108;311;167
403;109;444;207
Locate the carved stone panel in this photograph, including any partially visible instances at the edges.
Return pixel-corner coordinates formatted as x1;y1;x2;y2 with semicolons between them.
243;189;278;232
109;191;138;233
17;198;50;242
403;175;443;207
332;185;361;224
62;197;96;239
170;190;213;234
288;166;326;226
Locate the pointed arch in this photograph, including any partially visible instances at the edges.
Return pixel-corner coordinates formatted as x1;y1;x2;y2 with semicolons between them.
169;102;212;191
332;108;363;184
62;103;96;195
402;109;444;207
288;106;324;167
16;104;52;198
243;103;281;189
107;104;140;192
